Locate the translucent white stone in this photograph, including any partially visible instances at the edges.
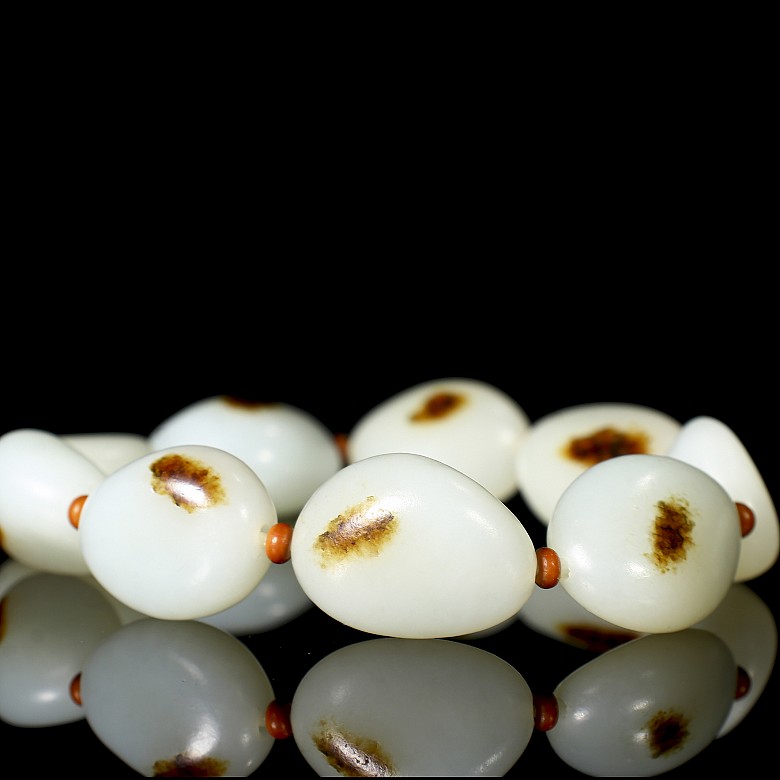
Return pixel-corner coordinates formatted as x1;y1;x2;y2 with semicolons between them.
547;454;741;633
0;571;122;726
516;402;681;525
0;428;104;574
291;452;538;638
547;629;736;775
63;432;151;474
695;584;777;737
148;396;344;522
291;637;534;777
78;445;277;620
666;415;779;581
198;558;313;635
80;618;276;776
347;378;530;502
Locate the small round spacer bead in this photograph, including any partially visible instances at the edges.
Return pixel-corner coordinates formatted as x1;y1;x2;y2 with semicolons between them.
68;495;88;529
265;523;294;564
265;699;293;739
535;547;561;589
533;693;559;732
69;673;82;706
735;502;755;537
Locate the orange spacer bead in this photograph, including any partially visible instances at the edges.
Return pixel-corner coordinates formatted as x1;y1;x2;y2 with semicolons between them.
333;432;349;463
533;693;559;732
535;547;561;589
736;502;755;538
68;495;88;529
735;666;751;700
69;673;82;706
265;523;293;564
265;699;293;739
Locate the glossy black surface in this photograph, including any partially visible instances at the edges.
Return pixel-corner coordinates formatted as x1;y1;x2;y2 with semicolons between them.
1;342;776;777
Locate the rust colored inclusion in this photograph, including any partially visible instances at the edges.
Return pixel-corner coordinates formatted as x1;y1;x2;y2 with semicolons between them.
562;624;640;653
313;720;396;777
648;498;695;572
565;427;649;466
222;395;277;409
152;753;229;777
645;709;690;758
315;496;397;563
410;391;465;421
150;454;226;513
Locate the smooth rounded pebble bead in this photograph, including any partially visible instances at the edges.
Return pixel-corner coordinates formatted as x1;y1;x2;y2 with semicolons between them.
80;618;276;776
666;415;779;582
516;402;681;525
346;378;530;502
547;454;741;633
290;452;538;638
0;428;105;575
291;637;535;777
78;445;277;620
148;396;344;522
546;629;737;775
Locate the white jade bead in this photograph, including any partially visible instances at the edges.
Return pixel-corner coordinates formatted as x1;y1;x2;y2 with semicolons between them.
547;629;736;775
291;638;535;777
516;402;681;525
78;445;277;620
0;428;104;575
346;378;530;502
291;452;538;639
148;396;343;522
666;415;779;581
548;454;741;633
63;432;151;474
80;618;276;776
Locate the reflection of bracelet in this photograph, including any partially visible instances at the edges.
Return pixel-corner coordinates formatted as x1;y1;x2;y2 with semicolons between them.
0;380;776;640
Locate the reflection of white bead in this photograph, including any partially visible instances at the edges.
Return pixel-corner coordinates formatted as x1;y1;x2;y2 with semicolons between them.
149;396;343;522
666;416;779;581
0;571;122;727
79;445;277;620
198;559;313;635
347;378;530;502
516;402;681;525
63;432;150;475
695;583;778;737
547;629;736;775
0;429;104;574
291;638;534;777
548;454;741;633
81;618;276;776
291;453;538;638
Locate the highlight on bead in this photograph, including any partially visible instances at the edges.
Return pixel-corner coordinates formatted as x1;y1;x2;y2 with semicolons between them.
265;522;294;564
68;495;88;529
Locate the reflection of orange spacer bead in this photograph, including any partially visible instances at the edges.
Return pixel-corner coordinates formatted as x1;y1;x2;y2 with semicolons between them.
535;547;561;589
736;502;755;538
265;699;293;739
68;495;88;529
334;432;349;463
265;523;293;564
70;673;82;706
533;693;558;731
735;666;751;700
